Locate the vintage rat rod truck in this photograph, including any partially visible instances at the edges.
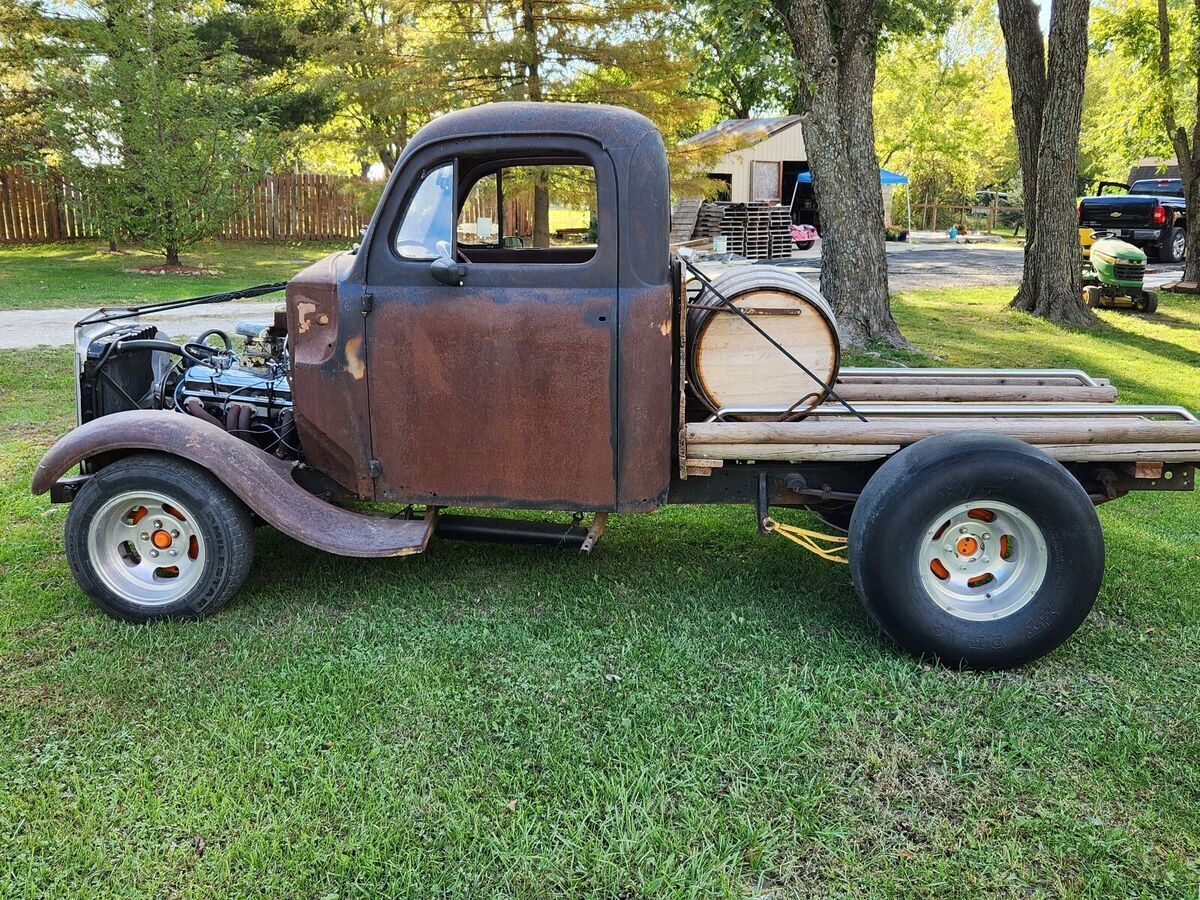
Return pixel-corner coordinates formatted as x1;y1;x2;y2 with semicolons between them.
33;103;1200;669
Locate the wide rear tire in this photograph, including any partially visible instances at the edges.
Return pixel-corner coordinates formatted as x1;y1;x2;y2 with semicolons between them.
848;433;1104;669
65;454;255;622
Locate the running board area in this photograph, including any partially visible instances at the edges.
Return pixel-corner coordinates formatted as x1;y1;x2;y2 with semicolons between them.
435;514;590;550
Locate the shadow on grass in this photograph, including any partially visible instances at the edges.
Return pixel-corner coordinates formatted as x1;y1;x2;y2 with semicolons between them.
237;507;884;656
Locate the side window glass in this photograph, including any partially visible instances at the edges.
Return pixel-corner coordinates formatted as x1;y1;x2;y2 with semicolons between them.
395;162;454;260
457;163;597;260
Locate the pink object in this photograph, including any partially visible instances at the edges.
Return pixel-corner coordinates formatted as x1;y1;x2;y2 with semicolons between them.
789;223;818;243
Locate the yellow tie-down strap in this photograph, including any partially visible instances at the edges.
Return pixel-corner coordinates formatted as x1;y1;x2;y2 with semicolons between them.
762;517;849;564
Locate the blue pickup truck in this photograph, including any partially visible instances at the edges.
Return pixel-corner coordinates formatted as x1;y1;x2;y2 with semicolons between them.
1077;178;1187;263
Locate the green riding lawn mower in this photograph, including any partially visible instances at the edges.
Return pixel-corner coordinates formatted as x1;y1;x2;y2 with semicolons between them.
1080;227;1158;313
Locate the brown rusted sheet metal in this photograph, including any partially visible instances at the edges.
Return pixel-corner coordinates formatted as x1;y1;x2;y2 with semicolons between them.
356;103;676;512
287;251;375;499
614;126;674;511
31;410;433;558
367;286;618;509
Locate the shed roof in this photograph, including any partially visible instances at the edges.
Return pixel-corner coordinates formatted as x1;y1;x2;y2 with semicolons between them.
682;116;805;149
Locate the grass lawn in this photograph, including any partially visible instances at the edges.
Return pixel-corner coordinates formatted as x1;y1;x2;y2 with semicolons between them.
0;240;349;311
2;287;1199;897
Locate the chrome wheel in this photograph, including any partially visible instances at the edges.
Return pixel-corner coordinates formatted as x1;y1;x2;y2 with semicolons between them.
1173;229;1186;261
917;501;1047;621
86;490;206;608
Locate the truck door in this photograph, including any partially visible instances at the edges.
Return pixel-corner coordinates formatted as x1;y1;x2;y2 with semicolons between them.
363;139;619;509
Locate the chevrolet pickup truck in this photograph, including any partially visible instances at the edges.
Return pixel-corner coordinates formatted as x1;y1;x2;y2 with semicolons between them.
1078;178;1187;263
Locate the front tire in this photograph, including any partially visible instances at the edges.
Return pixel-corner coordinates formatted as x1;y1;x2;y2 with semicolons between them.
848;433;1104;669
1136;291;1159;314
65;454;255;622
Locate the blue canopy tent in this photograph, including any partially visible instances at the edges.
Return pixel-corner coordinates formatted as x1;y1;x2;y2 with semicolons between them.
793;168;911;232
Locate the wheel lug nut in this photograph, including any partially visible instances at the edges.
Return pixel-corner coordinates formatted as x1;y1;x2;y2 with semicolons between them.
171;529;180;538
959;526;968;534
982;556;991;563
153;520;163;529
169;549;178;557
983;532;991;540
943;544;952;552
149;549;159;558
140;532;149;541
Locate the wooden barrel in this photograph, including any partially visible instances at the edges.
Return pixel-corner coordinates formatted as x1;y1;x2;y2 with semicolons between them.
687;267;840;417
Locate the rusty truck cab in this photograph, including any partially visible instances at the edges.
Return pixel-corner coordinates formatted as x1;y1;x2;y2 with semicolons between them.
288;103;674;512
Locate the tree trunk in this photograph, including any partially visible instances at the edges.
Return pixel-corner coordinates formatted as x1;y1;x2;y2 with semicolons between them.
772;0;909;349
998;0;1097;325
1183;171;1200;282
165;246;180;266
1158;0;1200;283
997;0;1045;309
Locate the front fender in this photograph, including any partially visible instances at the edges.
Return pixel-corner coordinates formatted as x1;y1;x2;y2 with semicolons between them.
31;410;433;558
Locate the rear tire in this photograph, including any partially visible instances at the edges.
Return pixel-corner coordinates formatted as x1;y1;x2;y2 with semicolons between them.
1159;226;1185;263
848;433;1104;669
793;240;815;251
65;453;255;622
1136;291;1159;314
1083;285;1102;308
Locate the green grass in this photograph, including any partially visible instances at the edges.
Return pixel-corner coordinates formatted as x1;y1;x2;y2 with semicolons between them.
2;288;1199;897
0;240;348;311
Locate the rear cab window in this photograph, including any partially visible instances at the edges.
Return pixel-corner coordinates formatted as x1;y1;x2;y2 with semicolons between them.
457;162;598;263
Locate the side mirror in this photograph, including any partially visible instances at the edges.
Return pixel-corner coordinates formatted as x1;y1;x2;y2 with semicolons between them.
430;256;466;286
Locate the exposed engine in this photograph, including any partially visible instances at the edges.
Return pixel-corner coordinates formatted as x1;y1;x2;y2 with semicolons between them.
76;305;299;459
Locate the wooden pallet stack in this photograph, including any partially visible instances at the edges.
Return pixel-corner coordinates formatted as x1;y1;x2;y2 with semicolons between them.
742;203;773;259
768;206;793;258
715;202;747;256
691;203;726;242
670;198;702;244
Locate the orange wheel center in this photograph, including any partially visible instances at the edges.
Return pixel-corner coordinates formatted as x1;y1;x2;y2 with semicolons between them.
151;530;173;550
955;536;979;556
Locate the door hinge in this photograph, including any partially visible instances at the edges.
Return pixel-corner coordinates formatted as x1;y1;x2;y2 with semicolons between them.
367;458;383;478
361;291;375;315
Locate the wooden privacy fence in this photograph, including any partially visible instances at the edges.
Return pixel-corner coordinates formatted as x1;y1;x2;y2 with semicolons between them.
0;166;376;243
0;168;99;241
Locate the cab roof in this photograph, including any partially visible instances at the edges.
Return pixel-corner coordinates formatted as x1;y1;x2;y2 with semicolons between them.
403;102;661;155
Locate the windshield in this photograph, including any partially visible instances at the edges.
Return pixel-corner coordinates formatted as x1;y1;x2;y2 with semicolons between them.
1130;179;1183;198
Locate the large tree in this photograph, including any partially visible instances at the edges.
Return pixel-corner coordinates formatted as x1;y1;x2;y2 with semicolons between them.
674;0;800;119
768;0;956;348
1151;0;1199;282
44;0;283;265
998;0;1096;324
1094;0;1200;284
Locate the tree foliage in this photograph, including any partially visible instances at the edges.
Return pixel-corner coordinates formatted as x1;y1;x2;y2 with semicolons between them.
672;0;800;118
43;0;283;263
874;0;1015;209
